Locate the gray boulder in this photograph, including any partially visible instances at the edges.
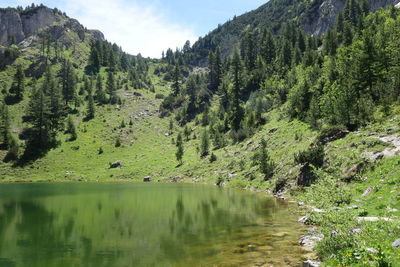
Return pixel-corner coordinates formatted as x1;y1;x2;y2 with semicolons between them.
392;239;400;248
362;187;373;197
303;260;321;267
109;160;122;168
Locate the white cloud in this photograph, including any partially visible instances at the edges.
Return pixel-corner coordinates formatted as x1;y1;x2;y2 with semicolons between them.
12;0;198;58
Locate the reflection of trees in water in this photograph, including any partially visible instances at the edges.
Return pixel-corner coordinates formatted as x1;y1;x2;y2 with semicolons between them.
0;186;287;267
0;200;102;267
160;191;276;263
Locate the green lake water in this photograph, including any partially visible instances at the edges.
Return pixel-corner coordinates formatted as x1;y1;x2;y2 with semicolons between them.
0;183;305;266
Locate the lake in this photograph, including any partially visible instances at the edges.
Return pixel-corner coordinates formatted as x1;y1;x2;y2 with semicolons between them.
0;183;305;266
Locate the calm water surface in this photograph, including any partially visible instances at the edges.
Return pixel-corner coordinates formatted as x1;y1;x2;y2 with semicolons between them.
0;183;305;266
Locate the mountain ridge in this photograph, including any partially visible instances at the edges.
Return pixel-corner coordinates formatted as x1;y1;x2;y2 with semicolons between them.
187;0;400;65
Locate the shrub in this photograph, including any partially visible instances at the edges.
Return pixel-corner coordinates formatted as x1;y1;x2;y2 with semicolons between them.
155;93;165;99
115;137;121;147
295;142;324;168
209;153;217;163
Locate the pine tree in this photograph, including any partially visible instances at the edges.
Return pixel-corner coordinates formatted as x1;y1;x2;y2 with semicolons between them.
185;76;197;118
120;52;129;72
323;30;338;56
88;42;101;74
169;118;174;134
175;132;184;165
243;31;257;71
200;129;209;158
261;29;276;65
0;102;11;149
343;22;354;46
60;59;76;106
201;105;210;126
5;134;19;161
229;48;244;131
9;65;25;100
24;84;52;147
45;69;66;135
209;47;223;92
106;71;118;104
108;51;117;72
66;116;77;141
256;138;275;180
86;91;95;120
95;74;106;104
280;39;292;68
214;47;222;86
172;64;181;96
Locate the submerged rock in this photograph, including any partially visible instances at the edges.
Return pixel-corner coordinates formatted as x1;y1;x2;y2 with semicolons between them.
300;232;323;248
272;232;289;238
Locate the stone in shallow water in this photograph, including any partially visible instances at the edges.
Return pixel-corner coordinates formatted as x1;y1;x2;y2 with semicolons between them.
272;232;289;237
258;245;273;251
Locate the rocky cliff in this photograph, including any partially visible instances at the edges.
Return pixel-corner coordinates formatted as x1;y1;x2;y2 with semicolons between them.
0;6;104;47
304;0;400;35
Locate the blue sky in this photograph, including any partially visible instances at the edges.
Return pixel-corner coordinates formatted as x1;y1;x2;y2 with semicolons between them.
5;0;267;57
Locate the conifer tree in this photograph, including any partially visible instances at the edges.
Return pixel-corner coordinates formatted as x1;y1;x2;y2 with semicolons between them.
172;64;181;96
106;71;118;104
60;59;76;106
209;47;222;92
5;134;19;161
45;69;66;134
25;84;52;147
95;74;106;104
9;65;25;100
200;129;209;158
0;102;11;148
280;39;292;68
86;91;95;120
229;48;244;131
88;42;101;74
175;132;184;165
66;116;77;141
185;76;197;118
243;31;257;71
261;29;276;65
256;138;275;180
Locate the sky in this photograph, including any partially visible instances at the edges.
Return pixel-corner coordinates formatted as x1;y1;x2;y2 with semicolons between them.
4;0;267;58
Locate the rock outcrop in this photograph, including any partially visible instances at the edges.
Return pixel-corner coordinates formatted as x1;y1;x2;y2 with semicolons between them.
0;6;104;47
304;0;400;36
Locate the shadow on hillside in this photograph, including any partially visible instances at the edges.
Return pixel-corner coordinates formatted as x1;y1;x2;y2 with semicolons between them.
13;142;50;167
4;95;22;105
